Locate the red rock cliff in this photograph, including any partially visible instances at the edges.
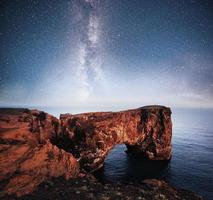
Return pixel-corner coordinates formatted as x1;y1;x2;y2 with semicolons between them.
54;105;172;172
0;109;79;197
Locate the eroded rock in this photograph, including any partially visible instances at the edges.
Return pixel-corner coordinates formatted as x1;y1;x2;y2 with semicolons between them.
0;109;79;197
53;105;172;172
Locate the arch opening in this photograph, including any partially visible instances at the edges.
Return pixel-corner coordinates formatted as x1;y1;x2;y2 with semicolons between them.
94;144;170;183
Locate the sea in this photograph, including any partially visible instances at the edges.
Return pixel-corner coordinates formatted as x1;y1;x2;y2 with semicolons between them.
40;107;213;200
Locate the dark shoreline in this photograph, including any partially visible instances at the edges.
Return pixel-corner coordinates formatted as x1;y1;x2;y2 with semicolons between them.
6;176;203;200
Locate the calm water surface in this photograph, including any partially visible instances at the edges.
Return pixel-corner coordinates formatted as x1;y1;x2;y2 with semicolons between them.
42;107;213;200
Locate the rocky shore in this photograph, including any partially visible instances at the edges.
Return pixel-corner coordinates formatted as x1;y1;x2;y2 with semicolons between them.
0;107;203;199
6;176;203;200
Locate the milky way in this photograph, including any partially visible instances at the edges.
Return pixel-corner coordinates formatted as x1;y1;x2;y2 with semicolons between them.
0;0;213;109
75;0;103;100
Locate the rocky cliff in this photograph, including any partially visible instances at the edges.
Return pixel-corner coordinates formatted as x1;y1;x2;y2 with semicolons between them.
54;105;172;172
0;109;79;197
0;106;174;198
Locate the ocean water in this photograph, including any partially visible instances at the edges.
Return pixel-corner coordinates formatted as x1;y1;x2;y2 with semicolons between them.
42;107;213;199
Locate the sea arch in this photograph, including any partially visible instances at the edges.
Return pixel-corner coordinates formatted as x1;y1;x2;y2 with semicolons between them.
53;106;172;172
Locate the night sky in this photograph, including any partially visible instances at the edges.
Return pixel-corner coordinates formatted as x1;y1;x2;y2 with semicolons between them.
0;0;213;109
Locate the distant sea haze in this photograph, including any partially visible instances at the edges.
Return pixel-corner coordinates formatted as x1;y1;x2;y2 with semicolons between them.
40;107;213;200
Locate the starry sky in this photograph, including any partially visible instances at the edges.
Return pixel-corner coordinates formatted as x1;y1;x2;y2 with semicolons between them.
0;0;213;110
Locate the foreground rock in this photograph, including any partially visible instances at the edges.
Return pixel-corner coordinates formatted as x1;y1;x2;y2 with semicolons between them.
0;109;79;197
54;106;172;171
9;176;203;200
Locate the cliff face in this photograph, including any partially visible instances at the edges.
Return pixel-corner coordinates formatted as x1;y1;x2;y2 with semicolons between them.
54;105;172;172
0;106;172;197
0;109;79;197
